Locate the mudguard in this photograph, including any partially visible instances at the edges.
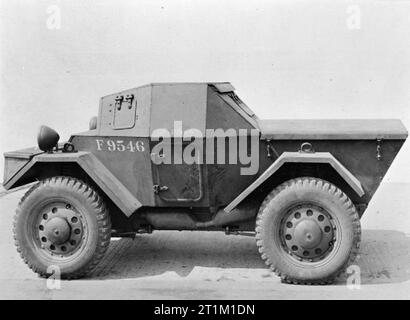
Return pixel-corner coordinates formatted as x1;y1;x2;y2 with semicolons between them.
4;151;142;217
224;151;365;213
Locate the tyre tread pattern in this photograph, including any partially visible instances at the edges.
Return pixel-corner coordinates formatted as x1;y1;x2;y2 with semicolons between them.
255;177;361;285
13;176;111;279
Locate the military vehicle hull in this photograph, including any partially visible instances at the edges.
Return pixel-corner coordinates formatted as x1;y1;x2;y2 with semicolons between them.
3;82;407;284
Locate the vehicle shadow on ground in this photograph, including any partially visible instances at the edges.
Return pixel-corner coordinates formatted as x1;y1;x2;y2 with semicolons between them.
89;229;410;285
90;231;267;280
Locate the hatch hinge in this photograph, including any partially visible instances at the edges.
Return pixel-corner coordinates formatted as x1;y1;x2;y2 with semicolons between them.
124;94;134;110
153;184;169;194
115;95;124;110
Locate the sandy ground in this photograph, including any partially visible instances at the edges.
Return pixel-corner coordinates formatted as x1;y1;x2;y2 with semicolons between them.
0;182;409;300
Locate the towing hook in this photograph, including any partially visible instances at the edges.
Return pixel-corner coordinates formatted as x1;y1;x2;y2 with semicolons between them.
300;142;314;153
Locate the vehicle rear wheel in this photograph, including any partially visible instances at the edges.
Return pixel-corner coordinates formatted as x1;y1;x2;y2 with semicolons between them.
255;177;361;285
13;176;111;279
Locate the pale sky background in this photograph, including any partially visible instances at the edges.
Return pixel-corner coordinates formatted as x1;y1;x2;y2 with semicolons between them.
0;0;409;182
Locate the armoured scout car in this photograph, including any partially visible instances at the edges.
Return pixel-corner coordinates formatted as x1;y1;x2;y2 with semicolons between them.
3;83;407;284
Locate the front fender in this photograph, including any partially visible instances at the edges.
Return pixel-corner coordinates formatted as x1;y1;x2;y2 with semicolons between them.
4;151;142;217
224;151;365;213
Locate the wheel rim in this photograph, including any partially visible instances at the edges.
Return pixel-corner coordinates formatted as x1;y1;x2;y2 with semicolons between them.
36;202;86;257
280;204;336;262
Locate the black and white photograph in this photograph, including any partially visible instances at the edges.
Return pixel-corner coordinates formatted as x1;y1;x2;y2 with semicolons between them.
0;0;409;306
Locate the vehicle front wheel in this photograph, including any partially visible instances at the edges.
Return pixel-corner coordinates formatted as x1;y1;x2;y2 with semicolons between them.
255;177;361;285
13;176;111;279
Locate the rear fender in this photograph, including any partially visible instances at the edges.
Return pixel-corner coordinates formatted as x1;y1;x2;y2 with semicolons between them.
4;151;142;217
224;151;365;213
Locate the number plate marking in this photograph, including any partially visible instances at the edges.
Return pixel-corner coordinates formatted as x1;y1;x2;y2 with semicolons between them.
96;139;145;152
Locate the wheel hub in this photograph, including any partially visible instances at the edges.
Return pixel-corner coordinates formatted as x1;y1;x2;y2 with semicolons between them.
280;205;336;261
293;220;322;249
37;203;85;256
43;217;71;245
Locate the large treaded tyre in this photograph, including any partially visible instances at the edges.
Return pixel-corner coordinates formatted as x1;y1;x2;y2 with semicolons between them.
255;177;361;285
13;176;111;279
